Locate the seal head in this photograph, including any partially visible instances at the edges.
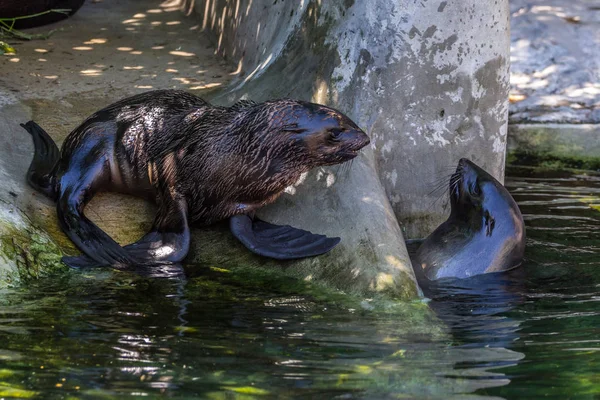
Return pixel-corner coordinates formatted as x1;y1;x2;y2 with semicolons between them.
414;158;525;283
272;101;369;166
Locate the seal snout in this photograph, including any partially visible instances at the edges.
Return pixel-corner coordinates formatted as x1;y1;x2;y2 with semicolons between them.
347;128;370;151
457;157;474;171
339;128;370;161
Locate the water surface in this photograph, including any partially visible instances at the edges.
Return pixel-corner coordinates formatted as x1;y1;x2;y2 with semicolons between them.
0;166;599;399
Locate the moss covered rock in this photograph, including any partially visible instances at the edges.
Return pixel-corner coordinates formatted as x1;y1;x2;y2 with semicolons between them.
0;198;67;287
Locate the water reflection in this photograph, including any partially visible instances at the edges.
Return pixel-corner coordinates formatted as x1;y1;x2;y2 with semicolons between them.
0;266;515;398
0;167;600;398
426;272;525;347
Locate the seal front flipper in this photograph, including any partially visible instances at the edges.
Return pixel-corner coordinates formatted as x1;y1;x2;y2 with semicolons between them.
229;214;340;260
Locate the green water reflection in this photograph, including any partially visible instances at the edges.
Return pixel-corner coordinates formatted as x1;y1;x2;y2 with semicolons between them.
0;166;598;399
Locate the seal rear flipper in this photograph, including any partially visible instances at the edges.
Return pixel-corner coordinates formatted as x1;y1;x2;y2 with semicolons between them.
58;212;136;268
229;214;340;260
21;121;59;199
62;255;103;269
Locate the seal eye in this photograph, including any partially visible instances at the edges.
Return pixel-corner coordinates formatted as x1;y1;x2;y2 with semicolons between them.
471;183;481;196
329;128;343;140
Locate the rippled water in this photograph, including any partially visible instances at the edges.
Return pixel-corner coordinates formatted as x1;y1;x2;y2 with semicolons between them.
0;166;599;399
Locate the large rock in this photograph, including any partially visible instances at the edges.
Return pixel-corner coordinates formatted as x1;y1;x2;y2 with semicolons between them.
195;1;421;299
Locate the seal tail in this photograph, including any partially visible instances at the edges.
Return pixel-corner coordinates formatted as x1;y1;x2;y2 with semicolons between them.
21;121;59;200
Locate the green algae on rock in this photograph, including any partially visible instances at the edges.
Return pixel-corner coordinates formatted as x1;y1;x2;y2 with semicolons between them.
0;199;67;287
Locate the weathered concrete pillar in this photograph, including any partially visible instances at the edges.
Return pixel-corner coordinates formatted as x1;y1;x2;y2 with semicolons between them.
193;0;422;299
195;0;511;240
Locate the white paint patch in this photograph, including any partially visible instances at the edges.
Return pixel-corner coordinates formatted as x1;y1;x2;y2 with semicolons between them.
284;171;309;195
448;86;464;103
492;135;504;153
471;78;487;99
296;171;309;185
326;172;336;187
381;139;395;155
390;169;398;187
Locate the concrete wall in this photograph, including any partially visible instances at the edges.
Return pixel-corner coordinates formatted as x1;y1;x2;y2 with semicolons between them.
194;0;511;239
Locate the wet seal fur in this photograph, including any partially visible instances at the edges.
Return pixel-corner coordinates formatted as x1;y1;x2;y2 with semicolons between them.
413;158;525;284
21;89;370;272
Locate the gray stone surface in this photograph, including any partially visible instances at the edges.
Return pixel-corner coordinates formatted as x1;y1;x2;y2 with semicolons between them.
510;0;600;123
195;0;511;240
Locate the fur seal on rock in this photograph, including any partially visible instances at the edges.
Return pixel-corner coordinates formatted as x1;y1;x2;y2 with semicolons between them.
413;158;525;284
22;89;370;270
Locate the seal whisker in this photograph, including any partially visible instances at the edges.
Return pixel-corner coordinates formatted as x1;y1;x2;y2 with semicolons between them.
428;183;451;199
427;172;456;197
426;170;463;210
338;159;354;181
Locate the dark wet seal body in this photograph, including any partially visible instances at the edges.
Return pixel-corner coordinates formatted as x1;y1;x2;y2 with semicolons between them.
413;158;525;285
22;89;370;271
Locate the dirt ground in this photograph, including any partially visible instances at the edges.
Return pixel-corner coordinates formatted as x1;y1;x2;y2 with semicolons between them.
510;0;600;123
0;0;234;140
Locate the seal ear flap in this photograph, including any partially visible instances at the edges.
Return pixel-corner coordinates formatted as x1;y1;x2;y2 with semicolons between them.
484;211;496;236
229;214;340;260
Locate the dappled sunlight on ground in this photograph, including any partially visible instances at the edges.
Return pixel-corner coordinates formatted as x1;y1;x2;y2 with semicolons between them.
0;0;233;100
509;0;600;123
191;0;310;91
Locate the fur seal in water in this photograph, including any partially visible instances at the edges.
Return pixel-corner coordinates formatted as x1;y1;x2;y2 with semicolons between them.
21;89;370;270
413;158;525;283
